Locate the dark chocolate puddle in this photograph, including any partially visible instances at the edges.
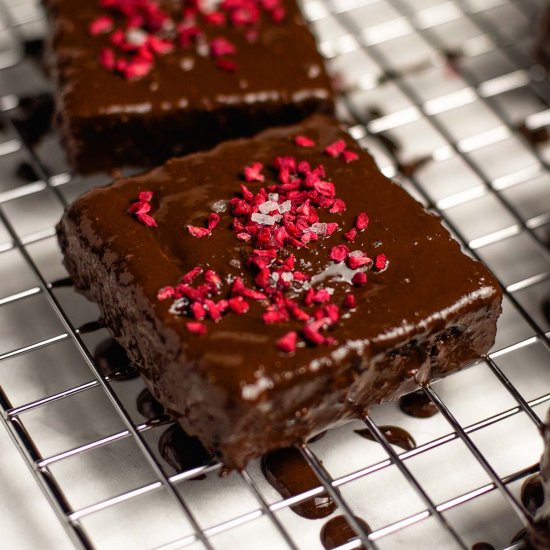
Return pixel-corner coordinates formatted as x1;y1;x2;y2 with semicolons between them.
320;515;371;550
471;543;495;550
93;337;139;380
261;447;336;519
518;121;549;147
158;424;211;479
399;389;439;418
16;161;40;182
136;388;171;426
521;474;544;515
354;425;416;451
50;277;73;289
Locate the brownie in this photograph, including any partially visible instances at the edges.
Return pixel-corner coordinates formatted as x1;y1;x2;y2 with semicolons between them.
45;0;334;173
57;115;502;469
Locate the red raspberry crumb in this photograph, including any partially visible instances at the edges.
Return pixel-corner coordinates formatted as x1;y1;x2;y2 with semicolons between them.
313;180;336;197
344;228;357;242
329;199;346;214
128;201;150;215
375;253;388;271
347;253;372;269
187;225;211;238
99;48;116;71
89;15;113;35
191;302;206;321
330;244;350;263
209;37;237;57
271;5;286;22
186;322;207;336
343;294;356;309
204;11;225;25
204;269;222;286
157;286;174;301
324;140;346;158
137;213;158;227
312;288;331;304
208;213;221;231
228;296;250;314
342;150;359;163
138;191;153;202
355;212;369;231
294;135;315;148
181;266;203;284
243;162;265;182
216;58;238;72
276;331;298;353
352;272;367;286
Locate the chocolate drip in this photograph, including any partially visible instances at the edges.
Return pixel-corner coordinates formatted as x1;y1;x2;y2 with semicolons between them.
93;338;139;380
510;528;527;543
261;447;336;519
16;161;40;182
320;515;371;550
354;425;416;451
158;424;211;478
308;431;327;443
77;319;105;333
12;93;54;146
50;277;73;289
398;156;431;178
471;543;495;550
136;388;170;425
399;390;439;418
521;474;544;515
518;122;549;147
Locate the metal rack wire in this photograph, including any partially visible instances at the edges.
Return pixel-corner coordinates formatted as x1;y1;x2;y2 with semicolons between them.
0;0;549;548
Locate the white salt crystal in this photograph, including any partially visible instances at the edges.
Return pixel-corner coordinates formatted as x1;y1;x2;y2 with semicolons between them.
268;193;279;202
211;200;227;213
259;200;278;215
126;29;148;46
251;212;276;225
310;222;327;236
278;200;292;214
281;272;293;282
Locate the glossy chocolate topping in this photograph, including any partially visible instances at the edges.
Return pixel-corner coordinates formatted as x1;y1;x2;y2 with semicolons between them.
320;515;371;550
57;116;502;468
354;425;416;452
46;0;333;171
261;446;336;519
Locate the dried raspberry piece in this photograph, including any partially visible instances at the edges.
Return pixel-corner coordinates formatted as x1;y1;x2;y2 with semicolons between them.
374;253;388;271
228;296;250;314
324;140;346;158
240;287;267;301
209;37;237;57
128;201;150;215
178;25;202;47
342;150;359;163
276;331;297;353
137;213;157;227
344;228;357;242
205;299;225;321
303;318;330;346
292;271;309;282
157;286;174;301
125;58;153;79
147;35;174;55
187;225;211;238
89;15;114;35
294;135;315;148
312;288;331;304
330;244;349;263
347;252;372;270
356;212;369;231
313;180;336;197
325;222;339;236
191;301;206;321
208;213;221;231
271;5;286;22
329;199;346;214
263;309;289;324
204;11;225;25
186;322;207;336
204;269;222;286
352;272;367;286
99;48;116;71
343;293;356;309
303;287;315;307
176;284;203;302
236;232;251;241
216;58;238;72
181;266;203;284
138;190;153;202
323;304;340;323
243;162;265;182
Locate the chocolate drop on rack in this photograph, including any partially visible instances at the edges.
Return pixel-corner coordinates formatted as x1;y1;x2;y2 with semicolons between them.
399;390;439;418
261;447;337;519
471;543;495;550
354;425;416;451
158;424;211;479
136;388;170;425
521;474;544;515
320;515;371;550
510;528;527;544
11;93;54;146
307;431;327;443
93;338;139;380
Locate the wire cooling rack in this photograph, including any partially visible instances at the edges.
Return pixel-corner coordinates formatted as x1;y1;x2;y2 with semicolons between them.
0;0;550;548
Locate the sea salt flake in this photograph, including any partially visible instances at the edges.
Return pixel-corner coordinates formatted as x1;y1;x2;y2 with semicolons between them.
278;200;292;214
281;272;293;282
259;200;278;214
268;193;279;201
212;200;227;213
251;213;276;225
310;222;327;237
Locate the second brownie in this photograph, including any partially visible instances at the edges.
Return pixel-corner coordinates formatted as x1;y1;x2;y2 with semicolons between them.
46;0;334;173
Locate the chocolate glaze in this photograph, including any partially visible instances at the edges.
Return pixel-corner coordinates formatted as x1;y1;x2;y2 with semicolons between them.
399;389;439;418
92;338;139;380
320;515;371;550
354;425;416;452
136;388;171;425
261;447;336;519
57;116;502;469
158;424;211;478
45;0;333;173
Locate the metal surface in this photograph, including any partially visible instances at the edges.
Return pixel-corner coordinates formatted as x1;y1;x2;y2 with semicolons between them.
0;0;549;548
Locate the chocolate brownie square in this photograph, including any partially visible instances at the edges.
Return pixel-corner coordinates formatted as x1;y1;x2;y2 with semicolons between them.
57;115;502;468
46;0;334;173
